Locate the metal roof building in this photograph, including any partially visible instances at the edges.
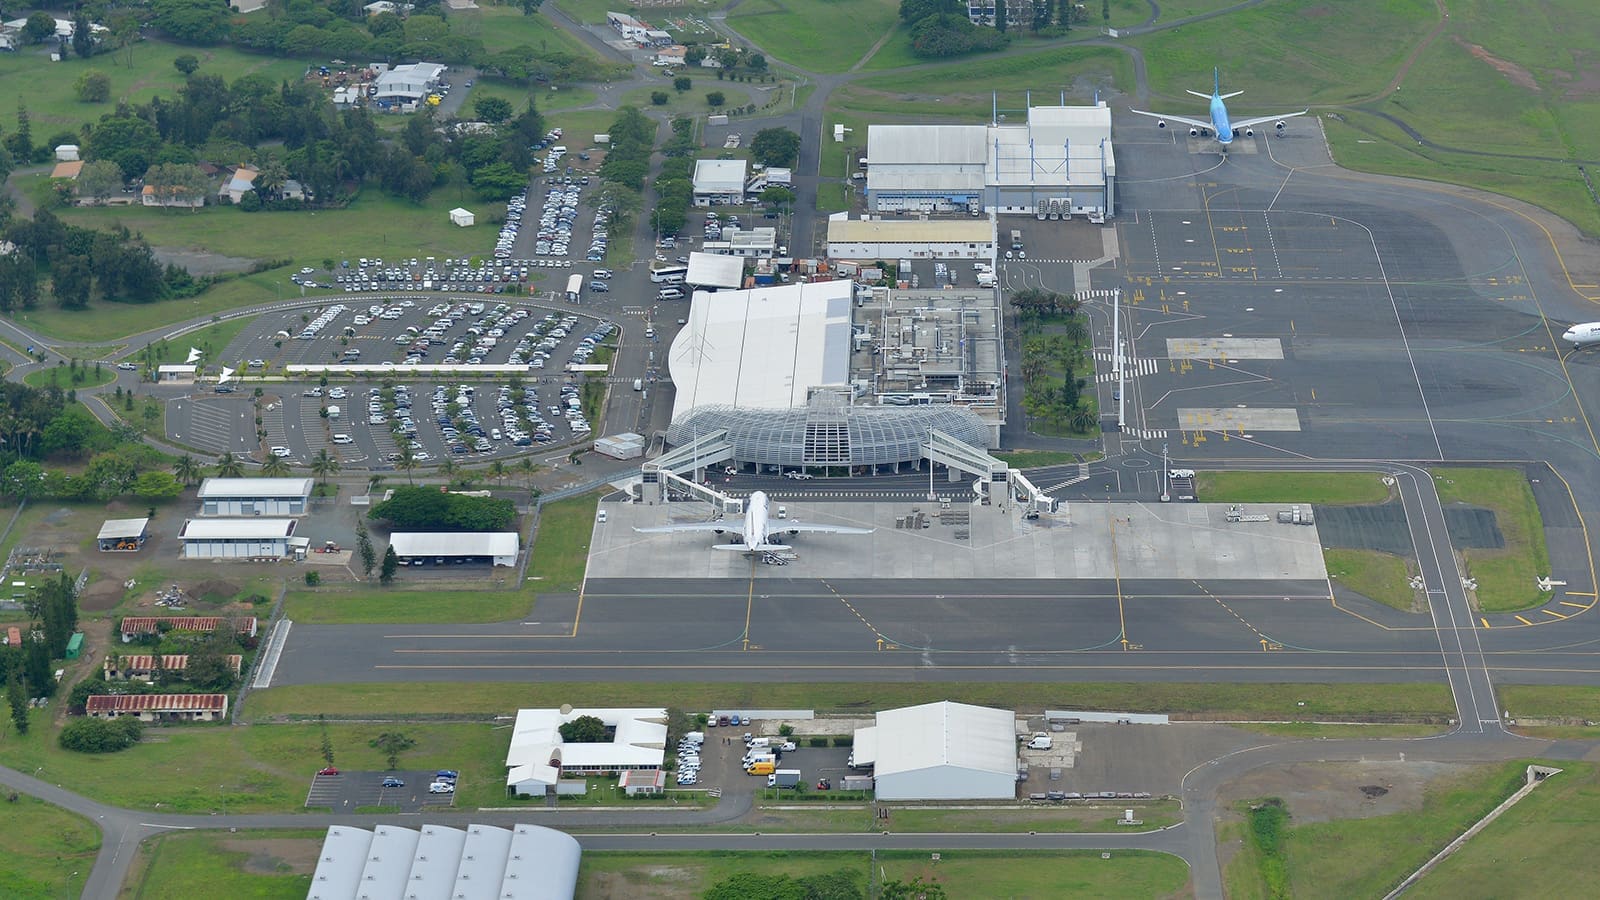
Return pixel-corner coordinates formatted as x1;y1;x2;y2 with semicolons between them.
85;693;229;722
178;518;297;559
388;532;520;567
197;477;314;516
692;159;748;206
307;823;581;900
865;103;1115;218
827;218;996;260
852;701;1018;800
97;517;150;551
686;251;744;288
505;707;667;795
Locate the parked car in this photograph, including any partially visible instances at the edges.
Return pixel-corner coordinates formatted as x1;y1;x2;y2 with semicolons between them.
382;777;405;788
429;781;455;794
318;766;340;776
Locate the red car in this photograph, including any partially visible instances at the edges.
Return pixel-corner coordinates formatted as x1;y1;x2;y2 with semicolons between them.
318;767;340;776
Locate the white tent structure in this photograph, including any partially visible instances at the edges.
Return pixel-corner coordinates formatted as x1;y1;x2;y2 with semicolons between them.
450;207;475;227
852;701;1017;800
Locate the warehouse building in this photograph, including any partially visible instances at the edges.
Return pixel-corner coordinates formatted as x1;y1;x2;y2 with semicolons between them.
827;218;995;261
692;159;748;207
388;532;520;567
686;251;744;289
373;61;446;102
85;693;229;722
505;707;667;796
197;477;313;516
178;518;297;559
307;823;581;900
865;103;1115;218
852;701;1018;800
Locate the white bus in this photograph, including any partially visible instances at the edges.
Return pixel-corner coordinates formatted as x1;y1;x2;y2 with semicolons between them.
649;265;688;284
565;273;583;302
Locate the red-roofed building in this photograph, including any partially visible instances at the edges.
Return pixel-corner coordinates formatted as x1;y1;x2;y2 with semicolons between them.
119;616;258;642
85;693;229;722
105;654;243;682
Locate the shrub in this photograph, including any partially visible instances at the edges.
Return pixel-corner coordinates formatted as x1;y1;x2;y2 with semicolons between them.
304;571;321;586
832;735;853;747
778;723;794;737
807;736;828;747
59;717;142;753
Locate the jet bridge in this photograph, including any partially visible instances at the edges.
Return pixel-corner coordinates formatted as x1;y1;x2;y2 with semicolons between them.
639;429;742;513
920;428;1057;515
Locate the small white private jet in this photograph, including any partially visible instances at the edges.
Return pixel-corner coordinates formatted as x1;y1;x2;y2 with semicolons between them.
634;490;873;553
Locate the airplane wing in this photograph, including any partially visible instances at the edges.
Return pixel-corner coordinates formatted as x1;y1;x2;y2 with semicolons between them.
1128;108;1214;132
634;523;741;536
1229;110;1309;131
768;523;875;537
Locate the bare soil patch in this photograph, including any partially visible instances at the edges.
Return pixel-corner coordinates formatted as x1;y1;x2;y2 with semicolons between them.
585;866;699;900
217;836;320;876
79;580;123;612
1454;38;1539;92
1216;760;1468;825
151;248;258;276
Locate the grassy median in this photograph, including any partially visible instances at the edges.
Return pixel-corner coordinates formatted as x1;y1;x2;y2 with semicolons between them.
1431;468;1551;612
1195;471;1392;505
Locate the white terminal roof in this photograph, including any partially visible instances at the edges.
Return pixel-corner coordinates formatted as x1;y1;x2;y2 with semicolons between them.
388;532;520;559
197;477;314;498
667;280;854;423
862;701;1016;779
97;518;149;540
693;158;748;193
828;219;995;245
687;251;744;288
179;519;297;540
505;707;667;788
866;104;1113;192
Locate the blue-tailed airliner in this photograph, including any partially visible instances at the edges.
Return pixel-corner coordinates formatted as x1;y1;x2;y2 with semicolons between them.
1130;68;1308;150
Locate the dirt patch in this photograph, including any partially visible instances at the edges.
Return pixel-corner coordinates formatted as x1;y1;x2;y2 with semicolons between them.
79;580;124;612
192;579;242;602
1554;51;1600;99
1454;38;1539;92
1215;760;1469;825
151;248;259;276
217;837;320;876
585;866;700;900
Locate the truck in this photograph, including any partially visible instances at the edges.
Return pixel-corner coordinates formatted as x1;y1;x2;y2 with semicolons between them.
841;775;874;792
767;769;802;789
565;273;583;303
1024;732;1052;750
747;760;776;776
326;405;340;421
976;271;996;288
1010;229;1024;251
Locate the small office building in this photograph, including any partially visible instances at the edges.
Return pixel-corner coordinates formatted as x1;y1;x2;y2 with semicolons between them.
178;518;297;559
197;477;314;516
388;532;520;567
157;364;197;383
692;159;748;207
97;518;150;551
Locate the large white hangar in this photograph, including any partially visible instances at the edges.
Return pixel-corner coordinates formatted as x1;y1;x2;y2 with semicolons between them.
852;701;1018;800
664;281;995;470
308;822;580;900
865;102;1115;218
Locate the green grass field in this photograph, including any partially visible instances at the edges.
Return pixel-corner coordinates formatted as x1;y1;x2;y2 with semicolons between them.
726;0;901;74
244;680;1454;721
1278;760;1535;898
620;81;758;116
0;792;99;899
459;5;593;58
127;830;319;900
1431;467;1552;611
1498;684;1600;724
0;42;309;138
1325;547;1417;611
527;492;600;594
1195;471;1393;505
993;449;1092;468
22;362;116;390
11;270;290;342
579;849;1188;898
147;314;260;365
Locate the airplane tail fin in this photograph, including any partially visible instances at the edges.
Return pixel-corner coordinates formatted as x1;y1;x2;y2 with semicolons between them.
1218;90;1244;100
1214;66;1220;95
1185;89;1213;100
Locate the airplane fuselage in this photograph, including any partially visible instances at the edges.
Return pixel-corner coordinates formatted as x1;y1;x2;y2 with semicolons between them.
1563;323;1600;347
742;491;771;552
1210;95;1234;145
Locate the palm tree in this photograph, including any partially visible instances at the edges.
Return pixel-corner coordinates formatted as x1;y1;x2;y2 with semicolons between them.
397;446;417;485
310;448;341;487
214;451;244;479
487;460;506;487
515;457;537;491
368;473;386;496
173;453;201;487
438;458;458;482
261;454;290;477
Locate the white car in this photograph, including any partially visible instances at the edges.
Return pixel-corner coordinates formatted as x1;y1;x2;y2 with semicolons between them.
115;362;137;371
270;447;292;458
428;782;455;794
785;472;814;480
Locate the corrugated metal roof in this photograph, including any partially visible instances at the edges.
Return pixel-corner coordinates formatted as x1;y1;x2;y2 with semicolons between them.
686;251;744;288
693;158;747;193
310;823;580;900
505;708;668;777
111;654;242;674
388;532;519;560
119;616;258;636
455;825;514;896
307;826;373;900
356;825;419;900
828;219;994;244
97;518;149;540
503;824;583;899
406;824;467;898
197;477;314;499
85;693;228;713
871;701;1015;778
179;518;297;540
868;125;988;165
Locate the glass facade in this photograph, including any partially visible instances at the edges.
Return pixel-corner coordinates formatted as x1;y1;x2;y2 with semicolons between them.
668;404;991;468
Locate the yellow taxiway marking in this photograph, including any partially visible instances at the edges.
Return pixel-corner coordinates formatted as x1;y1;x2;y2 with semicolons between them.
1516;615;1534;625
1561;601;1590;610
1542;608;1568;619
1481;617;1491;628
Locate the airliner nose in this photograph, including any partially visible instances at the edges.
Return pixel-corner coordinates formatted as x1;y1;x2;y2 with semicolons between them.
1563;327;1579;341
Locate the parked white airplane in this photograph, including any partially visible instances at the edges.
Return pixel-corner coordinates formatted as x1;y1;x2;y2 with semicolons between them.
1562;322;1600;348
1129;68;1309;149
634;490;873;553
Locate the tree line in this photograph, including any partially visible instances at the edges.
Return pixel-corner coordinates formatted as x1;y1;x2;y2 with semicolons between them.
3;574;81;736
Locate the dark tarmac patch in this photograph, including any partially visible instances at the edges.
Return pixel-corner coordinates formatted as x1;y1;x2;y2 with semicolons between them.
1360;784;1389;799
1315;503;1504;556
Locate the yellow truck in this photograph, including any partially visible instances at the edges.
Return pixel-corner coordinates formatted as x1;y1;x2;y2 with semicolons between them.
747;761;776;776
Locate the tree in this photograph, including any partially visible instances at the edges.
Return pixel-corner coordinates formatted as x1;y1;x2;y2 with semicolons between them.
173;453;201;487
747;53;767;72
751;128;801;167
705;91;726;108
76;160;124;206
474;96;513;124
23;12;55;45
186;632;239;691
5;102;32;164
516;457;539;494
380;545;398;584
72;12;95;58
685;46;706;66
471;162;527;201
355;517;376;579
260;454;290;477
51;256;93;310
900;0;961;23
994;0;1007;32
650;91;669;106
319;714;336;767
559;714;608;743
487;460;506;486
214;451;245;479
673;76;691;93
310;448;340;486
75;71;111;104
397;446;417;485
369;731;414;769
879;876;947;899
143;163;210;210
59;717;142;753
760;185;796;210
174;54;200;76
368;486;516;531
7;672;27;736
132;471;183;500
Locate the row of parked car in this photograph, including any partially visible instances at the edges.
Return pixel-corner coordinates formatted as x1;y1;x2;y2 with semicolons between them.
497;188;528;259
675;732;704;785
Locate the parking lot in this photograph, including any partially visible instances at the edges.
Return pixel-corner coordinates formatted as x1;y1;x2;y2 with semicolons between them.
682;726;855;797
304;769;459;812
191;300;618;467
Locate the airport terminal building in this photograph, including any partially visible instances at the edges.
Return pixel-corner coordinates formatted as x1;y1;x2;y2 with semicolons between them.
865;102;1115;218
665;281;1001;471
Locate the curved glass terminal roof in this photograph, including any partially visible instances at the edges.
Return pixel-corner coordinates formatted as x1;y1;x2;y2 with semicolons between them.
669;403;990;468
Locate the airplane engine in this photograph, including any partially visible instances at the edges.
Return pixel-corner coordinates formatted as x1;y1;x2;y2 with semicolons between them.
1275;120;1286;130
1244;127;1255;137
1156;119;1167;129
1188;127;1200;137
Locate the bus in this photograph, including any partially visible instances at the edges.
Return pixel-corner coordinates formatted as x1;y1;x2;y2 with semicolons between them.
565;273;583;302
649;265;688;284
